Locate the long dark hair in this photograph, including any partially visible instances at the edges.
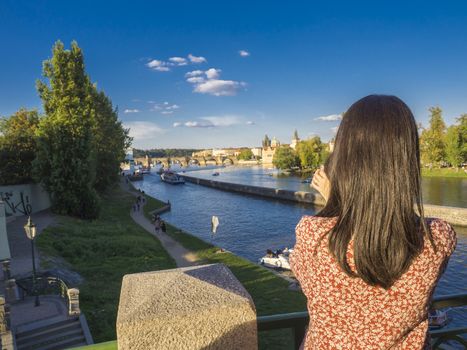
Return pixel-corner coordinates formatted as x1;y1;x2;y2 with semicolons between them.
318;95;432;289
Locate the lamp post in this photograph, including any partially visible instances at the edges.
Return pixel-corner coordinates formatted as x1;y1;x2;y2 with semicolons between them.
24;217;39;307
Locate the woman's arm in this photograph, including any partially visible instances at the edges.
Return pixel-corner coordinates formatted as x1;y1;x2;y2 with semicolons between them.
311;166;331;203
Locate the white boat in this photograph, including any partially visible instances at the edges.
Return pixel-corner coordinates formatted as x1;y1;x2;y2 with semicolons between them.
428;309;449;329
160;171;185;184
259;248;293;270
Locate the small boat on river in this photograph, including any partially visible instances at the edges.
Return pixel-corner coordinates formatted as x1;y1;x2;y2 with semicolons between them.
160;171;185;184
212;172;220;176
259;248;293;270
301;177;312;183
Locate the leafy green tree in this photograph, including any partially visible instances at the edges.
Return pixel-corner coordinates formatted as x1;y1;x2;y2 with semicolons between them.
92;89;132;192
444;125;463;167
295;137;325;169
237;148;253;160
0;109;40;185
420;107;446;166
35;41;99;219
272;146;300;170
458;114;467;164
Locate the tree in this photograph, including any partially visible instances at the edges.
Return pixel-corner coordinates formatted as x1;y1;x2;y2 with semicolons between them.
0;109;40;185
91;89;132;192
295;137;326;169
444;125;463;167
420;107;446;167
272;146;300;170
35;41;99;219
262;134;271;148
237;148;253;160
458;114;467;164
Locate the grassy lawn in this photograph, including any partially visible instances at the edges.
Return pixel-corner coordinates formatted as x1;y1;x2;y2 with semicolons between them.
37;187;176;343
422;167;467;178
142;194;307;350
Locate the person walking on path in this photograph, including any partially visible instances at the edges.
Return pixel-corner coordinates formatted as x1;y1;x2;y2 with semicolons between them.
290;95;456;350
154;216;161;233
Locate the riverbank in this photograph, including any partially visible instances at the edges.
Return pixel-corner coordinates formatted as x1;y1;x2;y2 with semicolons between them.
36;187;177;343
180;174;467;226
422;168;467;178
140;194;307;350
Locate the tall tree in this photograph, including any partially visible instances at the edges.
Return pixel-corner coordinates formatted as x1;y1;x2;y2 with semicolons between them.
237;148;253;160
272;146;300;170
420;107;446;166
295;137;325;169
35;41;99;218
444;125;463;167
0;109;40;185
458;114;467;164
91;89;132;192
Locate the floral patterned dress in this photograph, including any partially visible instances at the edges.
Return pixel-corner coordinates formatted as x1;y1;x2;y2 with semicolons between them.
290;216;456;350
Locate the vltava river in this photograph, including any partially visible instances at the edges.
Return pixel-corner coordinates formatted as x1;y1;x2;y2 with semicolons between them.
135;168;466;327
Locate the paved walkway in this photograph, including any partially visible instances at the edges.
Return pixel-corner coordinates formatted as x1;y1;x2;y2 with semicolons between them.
122;182;199;267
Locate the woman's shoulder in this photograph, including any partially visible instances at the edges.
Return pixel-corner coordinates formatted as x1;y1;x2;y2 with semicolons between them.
295;215;337;242
425;218;457;257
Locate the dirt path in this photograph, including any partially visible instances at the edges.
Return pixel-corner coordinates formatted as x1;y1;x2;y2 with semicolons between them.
122;182;199;267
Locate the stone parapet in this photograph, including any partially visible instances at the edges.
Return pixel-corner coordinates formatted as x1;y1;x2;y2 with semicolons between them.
117;264;257;350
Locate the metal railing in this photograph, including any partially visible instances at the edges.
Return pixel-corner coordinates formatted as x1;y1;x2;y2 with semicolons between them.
16;274;69;301
257;293;467;350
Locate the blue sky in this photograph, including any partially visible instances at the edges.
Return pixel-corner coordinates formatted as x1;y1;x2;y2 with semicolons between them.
1;0;467;149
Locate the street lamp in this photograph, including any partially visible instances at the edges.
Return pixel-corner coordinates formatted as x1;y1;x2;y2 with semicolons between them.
24;216;39;307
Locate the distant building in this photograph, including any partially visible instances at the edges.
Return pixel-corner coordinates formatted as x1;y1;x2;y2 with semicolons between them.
192;150;212;157
251;147;262;158
261;136;281;166
290;130;300;150
271;137;280;148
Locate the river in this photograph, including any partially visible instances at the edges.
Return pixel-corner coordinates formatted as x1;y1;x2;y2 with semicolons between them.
134;167;466;327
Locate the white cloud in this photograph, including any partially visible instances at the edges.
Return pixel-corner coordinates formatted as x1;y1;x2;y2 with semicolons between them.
205;68;221;79
161;111;173;115
124;121;164;139
169;57;187;66
188;54;207;63
166;104;180;110
146;59;171;72
174;115;242;128
239;50;250;57
331;126;339;134
246;121;255;125
124;109;140;114
194;79;246;96
315;114;343;121
186;76;205;84
185;70;204;77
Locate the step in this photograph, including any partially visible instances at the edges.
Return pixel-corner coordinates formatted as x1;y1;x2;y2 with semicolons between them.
16;321;81;345
17;328;83;350
41;335;87;350
16;317;78;339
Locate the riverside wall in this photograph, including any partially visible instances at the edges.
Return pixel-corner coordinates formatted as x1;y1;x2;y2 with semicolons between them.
180;175;467;227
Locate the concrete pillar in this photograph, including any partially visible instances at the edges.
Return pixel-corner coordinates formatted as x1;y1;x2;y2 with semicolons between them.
67;288;81;316
117;264;257;350
1;260;10;281
4;280;17;303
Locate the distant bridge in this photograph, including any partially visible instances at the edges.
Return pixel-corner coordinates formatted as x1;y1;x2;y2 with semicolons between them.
133;156;238;168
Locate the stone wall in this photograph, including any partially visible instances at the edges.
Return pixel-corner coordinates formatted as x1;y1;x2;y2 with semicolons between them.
180;175;467;227
0;183;51;217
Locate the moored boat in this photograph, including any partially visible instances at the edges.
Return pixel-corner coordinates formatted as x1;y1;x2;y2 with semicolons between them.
160;171;185;184
259;248;293;270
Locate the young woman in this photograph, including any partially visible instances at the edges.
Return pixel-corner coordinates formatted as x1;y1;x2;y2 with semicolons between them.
290;95;456;349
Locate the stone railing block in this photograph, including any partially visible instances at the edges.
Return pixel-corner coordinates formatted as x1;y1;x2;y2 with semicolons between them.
117;263;257;350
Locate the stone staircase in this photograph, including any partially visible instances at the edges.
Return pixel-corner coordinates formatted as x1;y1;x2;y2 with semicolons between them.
15;316;91;350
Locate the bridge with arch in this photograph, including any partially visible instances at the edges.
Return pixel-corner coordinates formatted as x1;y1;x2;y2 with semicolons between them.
134;155;238;168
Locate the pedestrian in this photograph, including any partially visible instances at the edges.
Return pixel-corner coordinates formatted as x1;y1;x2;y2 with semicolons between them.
136;202;140;211
161;221;166;233
154;217;161;233
132;204;136;212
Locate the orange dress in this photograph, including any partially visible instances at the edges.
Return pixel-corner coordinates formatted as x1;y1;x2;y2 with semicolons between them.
290;216;456;350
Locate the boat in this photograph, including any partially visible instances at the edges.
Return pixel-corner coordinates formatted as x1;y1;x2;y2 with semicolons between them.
212;172;220;176
259;248;293;270
428;309;449;329
160;171;185;184
301;177;312;183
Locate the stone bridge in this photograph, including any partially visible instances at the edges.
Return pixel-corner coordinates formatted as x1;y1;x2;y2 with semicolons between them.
134;156;238;168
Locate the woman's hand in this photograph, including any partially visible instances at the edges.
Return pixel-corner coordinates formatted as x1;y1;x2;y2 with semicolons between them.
312;166;330;203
